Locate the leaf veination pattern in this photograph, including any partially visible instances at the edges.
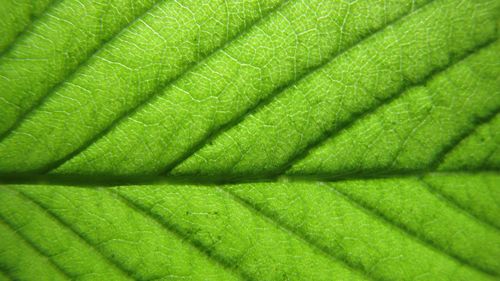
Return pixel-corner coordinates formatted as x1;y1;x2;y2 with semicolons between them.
40;0;292;174
0;217;72;280
0;0;439;173
0;0;164;134
0;0;57;56
0;0;288;139
53;0;436;175
330;179;499;276
16;190;136;279
420;178;499;232
55;0;500;177
284;43;500;178
0;0;499;280
1;173;499;280
0;0;286;166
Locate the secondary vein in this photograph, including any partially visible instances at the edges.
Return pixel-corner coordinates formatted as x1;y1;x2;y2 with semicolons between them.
330;183;499;277
218;186;379;281
16;190;137;280
160;0;437;175
0;0;62;57
0;0;169;142
430;110;500;169
419;178;500;232
281;38;498;176
112;190;255;281
0;215;73;280
40;0;292;174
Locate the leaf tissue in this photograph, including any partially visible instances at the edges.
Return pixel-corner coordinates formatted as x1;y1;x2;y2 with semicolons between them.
0;0;499;280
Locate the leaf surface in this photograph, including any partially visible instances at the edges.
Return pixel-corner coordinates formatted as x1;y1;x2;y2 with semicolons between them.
0;0;499;280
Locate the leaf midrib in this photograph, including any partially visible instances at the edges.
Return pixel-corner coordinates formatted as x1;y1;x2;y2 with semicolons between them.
0;170;497;187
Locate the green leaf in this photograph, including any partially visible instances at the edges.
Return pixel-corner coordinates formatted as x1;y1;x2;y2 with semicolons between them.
0;0;499;280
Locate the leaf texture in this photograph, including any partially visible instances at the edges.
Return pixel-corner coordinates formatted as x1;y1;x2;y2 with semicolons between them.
0;0;499;280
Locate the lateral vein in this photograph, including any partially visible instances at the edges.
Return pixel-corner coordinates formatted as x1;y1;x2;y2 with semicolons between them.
111;190;256;281
330;183;499;277
218;186;379;281
0;0;169;142
16;190;137;280
0;0;61;57
419;178;500;232
41;0;292;174
281;38;498;176
161;0;438;175
430;110;500;169
0;215;73;280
